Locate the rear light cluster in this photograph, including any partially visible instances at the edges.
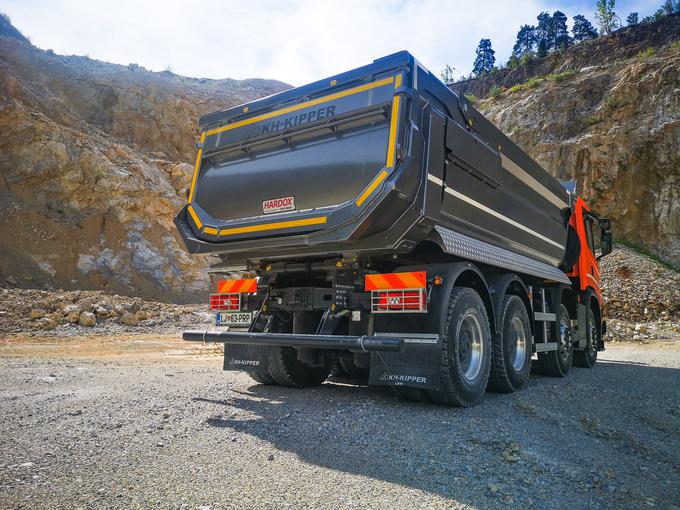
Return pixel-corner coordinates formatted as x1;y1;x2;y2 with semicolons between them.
209;293;241;311
371;289;427;313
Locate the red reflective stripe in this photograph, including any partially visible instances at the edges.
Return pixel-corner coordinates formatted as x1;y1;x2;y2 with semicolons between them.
217;279;257;294
382;273;404;288
365;272;426;290
243;280;257;292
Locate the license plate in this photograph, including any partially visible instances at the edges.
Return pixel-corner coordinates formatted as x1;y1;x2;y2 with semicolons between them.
216;312;253;327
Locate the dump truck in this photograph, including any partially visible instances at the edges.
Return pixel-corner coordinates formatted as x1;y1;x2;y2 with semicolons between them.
176;51;612;407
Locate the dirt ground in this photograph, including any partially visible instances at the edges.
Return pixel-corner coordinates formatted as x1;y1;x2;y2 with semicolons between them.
1;333;679;510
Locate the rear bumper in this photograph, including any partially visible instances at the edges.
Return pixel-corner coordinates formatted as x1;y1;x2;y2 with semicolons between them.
182;330;404;352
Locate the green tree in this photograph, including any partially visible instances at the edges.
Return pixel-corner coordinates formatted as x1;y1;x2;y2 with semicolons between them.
595;0;620;35
573;14;598;41
552;11;572;50
537;38;548;58
472;39;496;76
662;0;674;14
536;12;554;52
626;12;639;25
512;25;537;58
440;64;456;84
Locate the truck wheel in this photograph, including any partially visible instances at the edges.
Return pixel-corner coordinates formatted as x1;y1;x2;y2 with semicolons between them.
246;368;277;385
267;347;332;388
574;308;598;368
489;295;531;393
428;287;491;407
534;304;573;377
337;355;369;381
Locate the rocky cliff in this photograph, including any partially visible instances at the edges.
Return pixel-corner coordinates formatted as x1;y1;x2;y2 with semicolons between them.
0;22;289;302
452;15;680;266
1;15;678;306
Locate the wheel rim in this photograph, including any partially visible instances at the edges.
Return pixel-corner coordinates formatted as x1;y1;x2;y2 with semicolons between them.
588;314;599;356
458;312;484;382
509;316;527;371
558;316;571;360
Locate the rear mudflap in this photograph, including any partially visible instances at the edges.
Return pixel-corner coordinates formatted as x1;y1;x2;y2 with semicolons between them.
223;343;270;372
368;334;441;391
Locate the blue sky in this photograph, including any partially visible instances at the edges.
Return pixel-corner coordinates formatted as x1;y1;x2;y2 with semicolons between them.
0;0;663;85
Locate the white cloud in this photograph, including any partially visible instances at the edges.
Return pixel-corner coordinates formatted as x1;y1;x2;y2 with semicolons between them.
0;0;665;85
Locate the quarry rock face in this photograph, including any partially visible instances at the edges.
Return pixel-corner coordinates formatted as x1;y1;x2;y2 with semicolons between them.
0;32;289;302
0;16;678;304
453;15;680;266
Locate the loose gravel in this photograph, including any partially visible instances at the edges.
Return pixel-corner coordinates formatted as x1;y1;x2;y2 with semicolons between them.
1;334;679;509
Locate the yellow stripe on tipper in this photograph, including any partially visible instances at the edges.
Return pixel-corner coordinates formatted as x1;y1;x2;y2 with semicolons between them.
385;74;403;169
187;204;203;229
355;170;389;207
219;216;327;237
203;226;218;236
355;74;404;208
188;131;206;203
206;77;395;138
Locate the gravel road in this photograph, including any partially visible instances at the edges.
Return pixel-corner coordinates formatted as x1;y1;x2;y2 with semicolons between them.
1;335;679;509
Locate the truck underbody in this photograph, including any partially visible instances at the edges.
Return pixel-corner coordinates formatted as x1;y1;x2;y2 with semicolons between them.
177;51;612;406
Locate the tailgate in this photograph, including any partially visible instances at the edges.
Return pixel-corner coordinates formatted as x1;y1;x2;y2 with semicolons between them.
184;71;405;242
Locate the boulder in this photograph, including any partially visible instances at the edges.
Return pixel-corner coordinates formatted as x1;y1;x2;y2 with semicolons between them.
29;309;46;320
37;318;57;330
62;304;80;315
120;312;140;326
78;311;97;327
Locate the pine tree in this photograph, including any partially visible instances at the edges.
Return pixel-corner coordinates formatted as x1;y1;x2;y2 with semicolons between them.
535;12;554;53
552;11;572;50
573;14;598;42
595;0;620;35
662;0;674;14
626;12;639;25
537;39;548;58
472;39;496;76
440;64;456;84
512;25;537;58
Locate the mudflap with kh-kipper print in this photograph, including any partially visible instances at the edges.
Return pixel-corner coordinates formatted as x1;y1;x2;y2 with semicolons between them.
223;343;270;372
368;334;442;391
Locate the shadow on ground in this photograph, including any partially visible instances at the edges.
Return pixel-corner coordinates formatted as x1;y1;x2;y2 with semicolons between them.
194;360;680;508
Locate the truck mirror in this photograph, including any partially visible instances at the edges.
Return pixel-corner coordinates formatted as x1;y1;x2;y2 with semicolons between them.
598;231;612;260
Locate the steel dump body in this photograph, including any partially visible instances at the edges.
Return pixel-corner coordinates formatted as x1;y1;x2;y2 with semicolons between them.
176;51;570;279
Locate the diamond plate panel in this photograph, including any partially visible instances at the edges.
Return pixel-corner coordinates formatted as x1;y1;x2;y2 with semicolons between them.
434;226;570;284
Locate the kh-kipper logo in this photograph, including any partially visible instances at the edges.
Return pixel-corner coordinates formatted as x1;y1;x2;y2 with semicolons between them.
230;359;261;366
259;105;336;135
379;372;428;384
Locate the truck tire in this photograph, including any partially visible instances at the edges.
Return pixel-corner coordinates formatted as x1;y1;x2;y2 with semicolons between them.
489;295;532;393
428;287;491;407
246;368;277;385
574;307;598;368
534;304;573;377
267;347;332;388
334;355;369;382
